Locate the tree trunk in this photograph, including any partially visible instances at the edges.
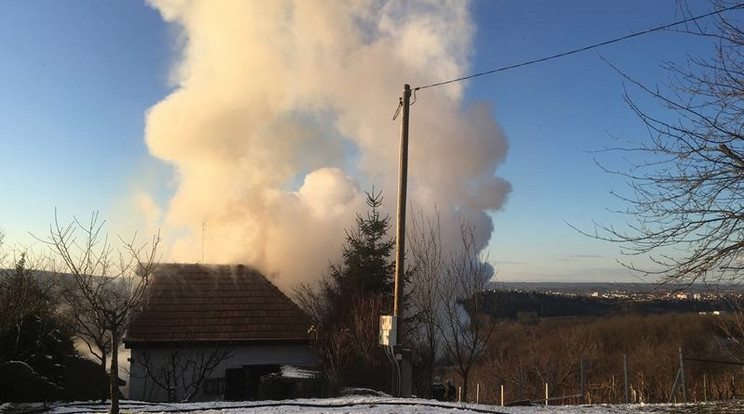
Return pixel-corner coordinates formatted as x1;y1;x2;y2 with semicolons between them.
100;350;107;402
461;371;469;402
109;330;120;414
425;362;434;398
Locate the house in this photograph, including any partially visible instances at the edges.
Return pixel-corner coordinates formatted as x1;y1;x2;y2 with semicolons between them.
124;263;315;402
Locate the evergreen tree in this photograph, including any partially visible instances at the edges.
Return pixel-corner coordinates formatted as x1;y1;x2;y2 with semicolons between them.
0;253;76;387
329;189;395;298
297;189;396;390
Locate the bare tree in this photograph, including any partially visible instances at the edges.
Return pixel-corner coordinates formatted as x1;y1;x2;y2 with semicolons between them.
136;347;232;402
589;2;744;285
42;212;159;414
294;277;350;383
407;213;498;402
437;222;496;402
57;278;112;401
0;230;5;267
715;297;744;359
294;279;388;389
407;209;444;395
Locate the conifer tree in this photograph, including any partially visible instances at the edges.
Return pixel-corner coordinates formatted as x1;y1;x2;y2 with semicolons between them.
296;189;396;390
329;189;395;299
0;253;76;389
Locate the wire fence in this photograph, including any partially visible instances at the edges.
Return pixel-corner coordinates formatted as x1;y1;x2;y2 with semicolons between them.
460;349;744;407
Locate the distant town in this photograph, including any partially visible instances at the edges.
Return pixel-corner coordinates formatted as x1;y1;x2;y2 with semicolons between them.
483;282;744;319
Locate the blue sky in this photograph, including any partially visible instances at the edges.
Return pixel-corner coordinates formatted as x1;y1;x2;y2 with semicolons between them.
0;0;171;243
467;0;715;282
0;1;722;283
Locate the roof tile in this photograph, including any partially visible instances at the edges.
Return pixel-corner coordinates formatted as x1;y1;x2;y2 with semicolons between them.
124;264;311;344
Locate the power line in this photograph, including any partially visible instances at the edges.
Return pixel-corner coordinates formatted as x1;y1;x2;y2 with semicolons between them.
415;3;744;91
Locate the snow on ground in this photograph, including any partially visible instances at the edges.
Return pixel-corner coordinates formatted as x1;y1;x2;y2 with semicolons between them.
8;397;744;414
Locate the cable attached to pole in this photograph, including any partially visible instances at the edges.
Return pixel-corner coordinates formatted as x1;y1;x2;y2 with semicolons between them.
392;98;403;120
414;3;744;91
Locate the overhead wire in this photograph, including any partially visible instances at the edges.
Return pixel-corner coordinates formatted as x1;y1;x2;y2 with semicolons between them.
414;3;744;91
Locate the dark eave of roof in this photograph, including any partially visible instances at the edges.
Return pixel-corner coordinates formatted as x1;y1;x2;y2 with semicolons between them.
124;338;310;349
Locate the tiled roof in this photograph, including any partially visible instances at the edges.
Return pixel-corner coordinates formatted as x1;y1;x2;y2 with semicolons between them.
124;264;311;345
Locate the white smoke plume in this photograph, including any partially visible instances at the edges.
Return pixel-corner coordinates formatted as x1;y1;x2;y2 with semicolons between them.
142;0;510;290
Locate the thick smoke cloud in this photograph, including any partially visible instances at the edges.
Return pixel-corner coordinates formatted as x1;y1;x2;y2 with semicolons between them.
142;0;510;290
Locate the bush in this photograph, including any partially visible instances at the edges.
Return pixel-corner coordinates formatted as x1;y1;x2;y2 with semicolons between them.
0;361;62;402
62;356;109;401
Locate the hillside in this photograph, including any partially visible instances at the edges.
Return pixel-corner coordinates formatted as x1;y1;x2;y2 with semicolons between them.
480;288;735;319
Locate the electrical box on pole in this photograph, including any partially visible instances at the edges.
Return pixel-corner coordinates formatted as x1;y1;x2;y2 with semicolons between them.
379;315;397;346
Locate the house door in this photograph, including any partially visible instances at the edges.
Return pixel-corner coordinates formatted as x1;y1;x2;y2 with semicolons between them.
225;368;246;401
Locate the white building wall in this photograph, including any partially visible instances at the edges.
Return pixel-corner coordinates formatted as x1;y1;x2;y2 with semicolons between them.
128;344;315;402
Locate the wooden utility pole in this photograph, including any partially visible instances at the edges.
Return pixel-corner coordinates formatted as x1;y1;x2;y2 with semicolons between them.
392;83;412;397
393;83;411;318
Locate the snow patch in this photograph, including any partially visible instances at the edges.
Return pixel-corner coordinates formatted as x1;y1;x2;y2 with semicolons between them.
280;365;317;379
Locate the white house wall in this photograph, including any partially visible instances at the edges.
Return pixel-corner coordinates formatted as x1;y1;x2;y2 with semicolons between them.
128;344;316;402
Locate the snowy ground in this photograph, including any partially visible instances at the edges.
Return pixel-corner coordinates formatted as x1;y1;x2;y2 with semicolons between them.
5;397;744;414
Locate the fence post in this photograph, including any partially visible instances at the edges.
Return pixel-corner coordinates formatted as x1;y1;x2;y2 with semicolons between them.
580;359;586;404
519;362;525;400
500;383;504;406
669;369;681;403
476;383;480;404
623;354;630;404
679;347;687;403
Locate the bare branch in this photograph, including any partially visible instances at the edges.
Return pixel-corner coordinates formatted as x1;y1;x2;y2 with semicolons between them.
589;5;744;285
37;211;160;414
